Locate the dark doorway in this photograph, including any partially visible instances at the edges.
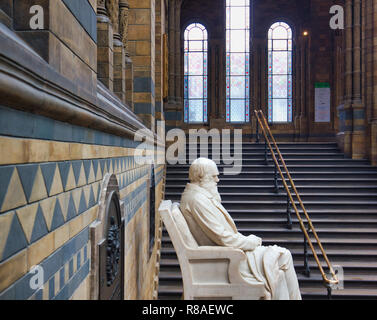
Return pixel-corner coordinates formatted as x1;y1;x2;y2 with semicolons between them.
99;191;124;300
149;166;156;257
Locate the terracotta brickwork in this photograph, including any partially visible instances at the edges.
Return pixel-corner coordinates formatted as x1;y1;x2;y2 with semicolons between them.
0;0;166;301
128;0;156;131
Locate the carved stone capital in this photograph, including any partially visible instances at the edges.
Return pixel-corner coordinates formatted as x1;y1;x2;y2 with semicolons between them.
119;0;130;54
97;0;108;16
106;0;120;36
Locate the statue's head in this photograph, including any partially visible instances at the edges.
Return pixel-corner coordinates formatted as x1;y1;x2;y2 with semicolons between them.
189;158;221;201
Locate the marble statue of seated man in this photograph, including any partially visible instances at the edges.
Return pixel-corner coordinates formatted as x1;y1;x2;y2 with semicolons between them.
180;158;302;300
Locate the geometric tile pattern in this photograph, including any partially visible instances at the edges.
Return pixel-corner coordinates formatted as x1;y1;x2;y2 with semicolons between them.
0;182;99;263
51;243;90;300
0;156;143;214
123;181;148;224
0;157;150;263
0;228;89;300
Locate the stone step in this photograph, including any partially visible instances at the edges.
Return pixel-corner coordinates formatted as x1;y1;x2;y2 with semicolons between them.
166;178;377;186
164;200;377;211
166;192;377;202
162;227;377;240
167;164;377;173
158;285;377;300
159;259;377;276
166;171;377;179
210;200;377;210
168;159;370;165
183;153;348;158
158;270;377;291
183;143;339;150
166;185;377;193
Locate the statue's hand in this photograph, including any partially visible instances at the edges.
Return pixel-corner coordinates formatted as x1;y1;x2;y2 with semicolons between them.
246;234;262;250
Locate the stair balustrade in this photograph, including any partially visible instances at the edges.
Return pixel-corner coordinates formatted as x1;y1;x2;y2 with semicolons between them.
254;110;339;299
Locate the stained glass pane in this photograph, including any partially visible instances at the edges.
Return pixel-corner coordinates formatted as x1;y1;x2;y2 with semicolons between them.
273;51;288;74
189;100;204;122
273;40;287;51
287;27;292;39
189;27;204;40
189;53;204;75
230;100;245;122
272;99;288;122
273;26;288;39
190;41;203;51
203;29;208;40
226;0;250;123
288;75;292;97
231;53;246;75
230;30;246;52
184;53;188;74
273;75;287;98
230;7;246;29
268;21;293;123
189;76;203;98
184;23;208;123
230;76;246;98
184;78;188;102
229;0;246;6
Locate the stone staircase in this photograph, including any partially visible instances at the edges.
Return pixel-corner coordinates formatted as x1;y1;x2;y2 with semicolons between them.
158;142;377;300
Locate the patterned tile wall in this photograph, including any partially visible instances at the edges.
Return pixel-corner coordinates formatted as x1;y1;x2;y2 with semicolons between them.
0;227;89;300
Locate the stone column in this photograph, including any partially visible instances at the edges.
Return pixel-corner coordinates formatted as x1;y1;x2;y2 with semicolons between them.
299;34;309;141
250;37;262;141
168;0;176;105
174;0;182;108
128;0;156;131
294;37;302;141
119;0;130;55
155;0;164;122
371;0;377;165
108;0;127;103
119;0;134;111
343;0;353;157
97;0;114;91
334;32;344;134
351;0;366;159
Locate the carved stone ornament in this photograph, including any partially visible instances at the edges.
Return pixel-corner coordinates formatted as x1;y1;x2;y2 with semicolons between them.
106;0;120;35
119;0;130;53
97;0;107;16
106;216;121;287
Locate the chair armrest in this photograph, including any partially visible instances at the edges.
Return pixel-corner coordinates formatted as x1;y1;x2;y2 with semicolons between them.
186;246;248;284
186;246;245;260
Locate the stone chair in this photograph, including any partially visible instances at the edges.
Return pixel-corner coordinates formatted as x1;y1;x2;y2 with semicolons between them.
159;200;266;300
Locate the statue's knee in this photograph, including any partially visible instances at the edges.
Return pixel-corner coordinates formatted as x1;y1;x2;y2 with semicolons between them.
280;249;293;267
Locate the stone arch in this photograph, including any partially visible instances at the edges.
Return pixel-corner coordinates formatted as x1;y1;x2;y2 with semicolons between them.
89;173;125;300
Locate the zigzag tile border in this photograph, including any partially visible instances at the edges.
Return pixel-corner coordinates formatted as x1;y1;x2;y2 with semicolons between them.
0;158;158;263
0;228;89;300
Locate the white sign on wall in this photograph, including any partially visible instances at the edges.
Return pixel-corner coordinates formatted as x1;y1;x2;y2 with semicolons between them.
315;83;331;123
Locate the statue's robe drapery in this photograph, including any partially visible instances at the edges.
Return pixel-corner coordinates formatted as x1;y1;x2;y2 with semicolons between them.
180;183;302;300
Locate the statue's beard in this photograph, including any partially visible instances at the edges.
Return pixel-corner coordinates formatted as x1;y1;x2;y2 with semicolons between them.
199;179;222;203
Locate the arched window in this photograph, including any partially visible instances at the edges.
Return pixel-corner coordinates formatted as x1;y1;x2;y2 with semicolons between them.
268;22;293;123
184;23;208;123
226;0;250;123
